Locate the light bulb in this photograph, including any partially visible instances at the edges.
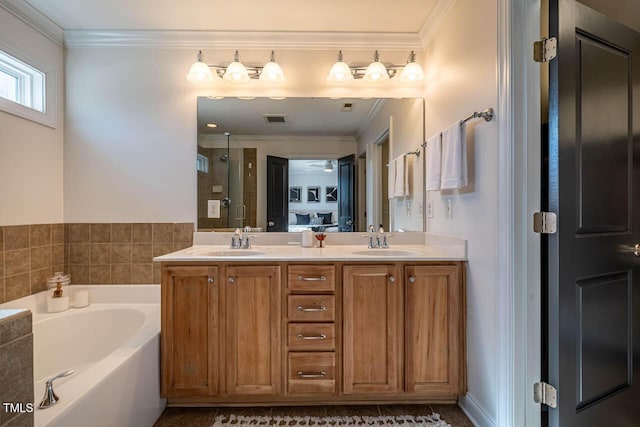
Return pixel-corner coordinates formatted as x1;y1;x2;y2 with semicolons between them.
186;51;214;84
223;51;250;84
363;61;389;83
326;50;353;84
399;52;424;84
259;58;286;84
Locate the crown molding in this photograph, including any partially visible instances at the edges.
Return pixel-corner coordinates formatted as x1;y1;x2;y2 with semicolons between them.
418;0;457;48
0;0;64;46
63;29;423;50
199;134;357;143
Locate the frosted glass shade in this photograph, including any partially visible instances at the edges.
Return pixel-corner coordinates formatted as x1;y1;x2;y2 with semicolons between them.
260;61;286;84
326;61;353;84
186;61;214;84
224;61;250;84
399;61;425;84
363;61;389;83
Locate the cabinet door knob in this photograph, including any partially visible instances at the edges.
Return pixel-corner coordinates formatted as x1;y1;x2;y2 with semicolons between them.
228;277;235;283
388;275;395;283
635;243;640;257
409;276;416;283
207;277;214;283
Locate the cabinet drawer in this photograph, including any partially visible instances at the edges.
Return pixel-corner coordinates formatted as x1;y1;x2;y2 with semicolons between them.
288;295;335;322
288;265;335;291
288;352;336;395
288;323;335;351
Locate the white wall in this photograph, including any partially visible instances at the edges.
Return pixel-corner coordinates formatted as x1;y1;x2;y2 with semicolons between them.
0;7;64;225
64;47;422;223
423;1;498;425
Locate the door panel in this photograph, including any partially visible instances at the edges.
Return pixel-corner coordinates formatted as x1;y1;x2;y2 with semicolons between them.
266;155;288;232
548;1;640;425
338;154;356;232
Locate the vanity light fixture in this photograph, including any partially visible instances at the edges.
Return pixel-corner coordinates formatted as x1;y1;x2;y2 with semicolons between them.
326;50;424;84
186;50;287;85
323;160;334;172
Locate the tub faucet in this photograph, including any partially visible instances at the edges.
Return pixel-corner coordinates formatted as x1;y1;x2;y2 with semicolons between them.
39;370;74;409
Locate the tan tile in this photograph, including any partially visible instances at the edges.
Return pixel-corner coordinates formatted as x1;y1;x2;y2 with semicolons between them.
52;265;65;275
153;223;173;243
4;226;29;250
0;335;33;425
111;244;131;264
69;223;90;243
90;265;110;284
173;241;191;251
30;246;51;271
0;251;4;278
131;264;152;284
90;244;110;264
29;224;51;247
90;224;111;243
63;243;69;265
153;263;161;284
5;274;30;301
0;278;4;304
111;224;132;243
153;243;174;257
70;265;90;284
5;249;30;276
30;267;51;294
69;243;91;264
111;265;131;284
0;311;31;345
51;223;65;244
131;244;152;263
0;227;3;251
173;223;194;243
131;223;152;243
51;244;65;266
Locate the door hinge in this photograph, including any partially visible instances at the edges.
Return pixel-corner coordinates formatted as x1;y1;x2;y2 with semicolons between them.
533;212;557;234
533;37;557;63
534;382;557;408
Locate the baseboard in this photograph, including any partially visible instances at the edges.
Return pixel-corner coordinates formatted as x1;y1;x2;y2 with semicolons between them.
458;393;495;427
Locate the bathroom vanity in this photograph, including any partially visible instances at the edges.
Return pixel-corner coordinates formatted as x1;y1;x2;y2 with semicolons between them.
156;234;466;406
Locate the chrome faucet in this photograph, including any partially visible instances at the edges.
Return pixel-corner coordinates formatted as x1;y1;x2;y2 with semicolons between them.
230;228;256;249
364;225;391;249
39;370;74;409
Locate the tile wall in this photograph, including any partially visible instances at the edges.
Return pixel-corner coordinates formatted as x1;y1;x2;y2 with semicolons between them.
0;223;193;304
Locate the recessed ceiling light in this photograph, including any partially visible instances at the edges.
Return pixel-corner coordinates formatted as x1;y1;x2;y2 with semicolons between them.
269;96;287;100
206;123;218;128
238;96;255;100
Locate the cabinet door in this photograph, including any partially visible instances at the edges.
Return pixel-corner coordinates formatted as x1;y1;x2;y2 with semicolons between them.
161;266;218;397
226;265;281;395
343;265;400;394
405;265;464;394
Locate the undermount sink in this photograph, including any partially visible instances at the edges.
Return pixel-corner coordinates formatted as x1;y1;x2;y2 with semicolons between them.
351;249;422;257
193;250;265;257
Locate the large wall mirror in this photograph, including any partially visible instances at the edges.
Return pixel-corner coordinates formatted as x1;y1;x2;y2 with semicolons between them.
197;97;424;232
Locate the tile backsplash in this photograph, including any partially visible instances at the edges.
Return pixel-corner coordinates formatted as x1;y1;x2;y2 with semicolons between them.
0;222;193;304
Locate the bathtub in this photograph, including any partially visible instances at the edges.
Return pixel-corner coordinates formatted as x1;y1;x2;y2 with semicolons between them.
0;285;166;427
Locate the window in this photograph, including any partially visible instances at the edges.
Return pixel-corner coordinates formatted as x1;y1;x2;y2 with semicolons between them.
0;42;56;128
0;50;45;112
197;154;209;173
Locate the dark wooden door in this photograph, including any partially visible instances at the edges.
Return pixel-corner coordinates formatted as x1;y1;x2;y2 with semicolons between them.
266;155;288;232
547;1;640;425
338;154;356;232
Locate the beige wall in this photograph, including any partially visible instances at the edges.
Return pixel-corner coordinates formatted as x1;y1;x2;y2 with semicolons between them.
423;1;498;424
0;7;64;226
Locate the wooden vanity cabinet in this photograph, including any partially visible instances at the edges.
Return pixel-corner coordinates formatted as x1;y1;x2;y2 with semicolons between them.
161;266;218;397
161;260;465;404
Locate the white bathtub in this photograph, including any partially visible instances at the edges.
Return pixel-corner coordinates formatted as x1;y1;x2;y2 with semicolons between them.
0;285;166;427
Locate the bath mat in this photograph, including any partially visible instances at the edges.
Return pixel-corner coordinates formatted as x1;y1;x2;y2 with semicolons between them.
211;413;451;426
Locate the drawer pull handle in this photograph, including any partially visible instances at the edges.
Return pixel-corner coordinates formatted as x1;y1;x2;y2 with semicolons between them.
297;334;326;340
297;275;326;281
297;306;327;312
297;371;326;378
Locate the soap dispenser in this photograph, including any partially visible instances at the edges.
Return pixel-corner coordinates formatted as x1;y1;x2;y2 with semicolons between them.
46;272;71;313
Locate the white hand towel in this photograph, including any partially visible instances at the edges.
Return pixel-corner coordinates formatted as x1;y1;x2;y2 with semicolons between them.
404;154;413;196
425;133;442;191
441;121;468;189
387;158;395;199
393;155;406;197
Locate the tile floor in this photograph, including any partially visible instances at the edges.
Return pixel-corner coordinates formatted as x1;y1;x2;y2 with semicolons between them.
154;404;474;426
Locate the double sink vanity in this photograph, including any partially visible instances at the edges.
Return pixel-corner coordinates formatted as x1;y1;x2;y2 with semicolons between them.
155;232;467;406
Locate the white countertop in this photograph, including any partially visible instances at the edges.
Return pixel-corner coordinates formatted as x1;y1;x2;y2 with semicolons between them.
154;232;466;262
